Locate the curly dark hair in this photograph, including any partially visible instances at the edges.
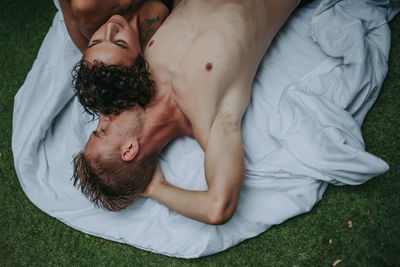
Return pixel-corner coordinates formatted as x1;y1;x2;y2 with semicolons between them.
72;54;154;117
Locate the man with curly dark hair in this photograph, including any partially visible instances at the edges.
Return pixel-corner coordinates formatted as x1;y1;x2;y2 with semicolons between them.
61;0;171;117
67;0;302;224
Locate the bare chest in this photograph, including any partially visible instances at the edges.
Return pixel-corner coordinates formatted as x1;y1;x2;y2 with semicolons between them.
143;0;289;146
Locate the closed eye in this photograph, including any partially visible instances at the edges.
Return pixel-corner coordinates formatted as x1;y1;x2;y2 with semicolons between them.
87;39;128;49
88;39;102;48
114;39;128;49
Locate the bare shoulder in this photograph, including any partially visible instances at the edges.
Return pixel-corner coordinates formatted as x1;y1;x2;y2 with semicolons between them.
190;83;250;149
138;0;170;47
69;0;98;15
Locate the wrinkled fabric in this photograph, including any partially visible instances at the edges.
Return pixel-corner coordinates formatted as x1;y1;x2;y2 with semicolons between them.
12;0;398;258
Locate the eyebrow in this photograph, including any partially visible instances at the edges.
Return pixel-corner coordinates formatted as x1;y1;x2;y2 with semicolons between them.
88;39;128;49
88;40;101;48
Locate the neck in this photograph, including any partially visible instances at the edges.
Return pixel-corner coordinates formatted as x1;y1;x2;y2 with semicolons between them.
123;11;148;50
140;84;193;155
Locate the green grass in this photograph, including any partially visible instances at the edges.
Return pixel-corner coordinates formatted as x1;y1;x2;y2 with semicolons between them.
1;0;399;266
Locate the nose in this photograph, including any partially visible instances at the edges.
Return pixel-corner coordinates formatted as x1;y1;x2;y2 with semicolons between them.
105;22;119;40
99;114;111;121
96;114;110;132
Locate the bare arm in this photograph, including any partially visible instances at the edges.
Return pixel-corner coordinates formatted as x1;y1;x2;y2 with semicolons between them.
59;0;88;53
145;117;244;225
138;1;171;48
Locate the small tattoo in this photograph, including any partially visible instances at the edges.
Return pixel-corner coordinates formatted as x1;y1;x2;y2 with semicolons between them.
145;15;160;26
147;28;157;35
140;14;161;47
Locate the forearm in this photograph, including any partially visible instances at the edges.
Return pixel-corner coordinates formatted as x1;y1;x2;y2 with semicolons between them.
145;122;244;225
148;179;232;225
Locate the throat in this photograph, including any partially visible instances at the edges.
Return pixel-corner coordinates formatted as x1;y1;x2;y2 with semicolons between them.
155;95;193;138
143;87;194;152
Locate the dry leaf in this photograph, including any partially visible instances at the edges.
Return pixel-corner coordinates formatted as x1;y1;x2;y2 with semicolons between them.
332;259;343;266
347;220;353;228
329;239;333;244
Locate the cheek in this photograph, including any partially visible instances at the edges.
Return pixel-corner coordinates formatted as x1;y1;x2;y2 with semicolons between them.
120;29;138;46
98;138;114;154
89;28;104;43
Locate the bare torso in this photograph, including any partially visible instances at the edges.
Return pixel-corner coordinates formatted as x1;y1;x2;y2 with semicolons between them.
144;0;300;149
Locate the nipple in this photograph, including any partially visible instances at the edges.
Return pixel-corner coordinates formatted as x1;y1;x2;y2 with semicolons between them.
205;62;213;71
148;40;155;47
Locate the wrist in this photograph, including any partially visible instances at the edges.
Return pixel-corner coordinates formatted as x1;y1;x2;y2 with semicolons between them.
157;177;171;196
147;176;168;199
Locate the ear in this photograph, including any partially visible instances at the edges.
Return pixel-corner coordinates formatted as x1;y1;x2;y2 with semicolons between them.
121;139;139;162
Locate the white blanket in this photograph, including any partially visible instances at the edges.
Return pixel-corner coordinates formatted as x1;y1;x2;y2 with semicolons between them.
12;0;398;258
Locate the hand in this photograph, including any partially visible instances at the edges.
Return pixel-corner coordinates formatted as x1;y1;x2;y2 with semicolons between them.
142;163;167;198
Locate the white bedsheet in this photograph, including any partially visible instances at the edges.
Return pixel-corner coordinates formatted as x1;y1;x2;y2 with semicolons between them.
12;0;398;258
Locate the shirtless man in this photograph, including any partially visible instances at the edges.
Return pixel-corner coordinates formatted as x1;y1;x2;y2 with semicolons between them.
71;0;301;224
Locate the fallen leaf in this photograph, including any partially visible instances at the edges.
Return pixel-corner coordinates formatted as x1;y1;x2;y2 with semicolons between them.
347;220;353;228
332;259;343;266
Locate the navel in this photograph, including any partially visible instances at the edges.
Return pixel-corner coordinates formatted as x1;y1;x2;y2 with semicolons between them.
205;62;213;71
148;40;155;47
